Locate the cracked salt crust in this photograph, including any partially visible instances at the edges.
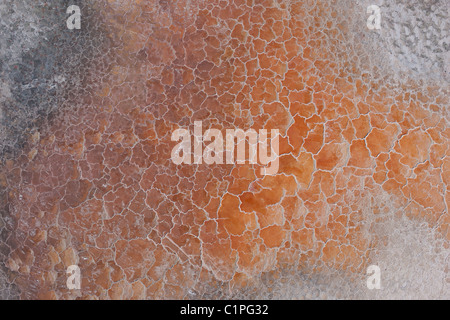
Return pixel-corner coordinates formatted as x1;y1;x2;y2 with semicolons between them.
0;0;448;300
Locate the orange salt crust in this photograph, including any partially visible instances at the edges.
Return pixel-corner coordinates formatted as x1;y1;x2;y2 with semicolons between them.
0;0;448;299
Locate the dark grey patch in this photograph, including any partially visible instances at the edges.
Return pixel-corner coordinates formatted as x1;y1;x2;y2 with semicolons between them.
0;0;118;299
0;0;118;160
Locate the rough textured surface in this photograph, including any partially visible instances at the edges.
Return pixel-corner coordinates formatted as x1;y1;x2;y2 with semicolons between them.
0;0;448;300
343;0;449;83
380;0;449;81
0;0;113;158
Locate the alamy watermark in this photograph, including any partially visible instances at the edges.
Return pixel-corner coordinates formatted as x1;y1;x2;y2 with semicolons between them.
171;121;280;175
367;5;381;30
366;265;381;289
67;5;81;30
66;265;81;290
